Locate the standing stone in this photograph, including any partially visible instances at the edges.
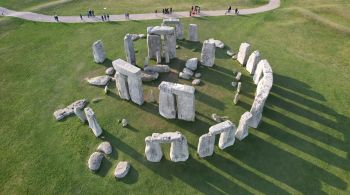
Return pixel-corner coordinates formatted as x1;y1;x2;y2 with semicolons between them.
92;40;106;64
237;42;251;66
246;50;260;75
170;136;189;162
236;112;253;140
88;152;104;171
162;18;184;40
84;107;102;137
233;93;240;105
113;59;144;105
188;24;198;42
237;82;242;93
147;34;161;60
156;51;162;64
235;72;242;81
124;34;136;65
158;90;176;119
209;120;236;149
165;34;177;59
114;161;130;178
200;40;216;67
145;137;163;162
74;105;87;123
176;90;195;121
197;133;215;158
114;72;130;100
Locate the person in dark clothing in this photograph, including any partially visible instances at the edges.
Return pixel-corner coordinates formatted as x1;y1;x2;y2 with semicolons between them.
170;8;172;13
101;15;104;21
235;8;239;15
162;9;165;14
107;14;109;21
80;14;83;20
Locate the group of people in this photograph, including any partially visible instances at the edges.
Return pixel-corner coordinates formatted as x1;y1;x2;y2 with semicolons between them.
87;10;95;17
226;6;239;15
162;8;173;14
190;6;201;16
101;13;110;21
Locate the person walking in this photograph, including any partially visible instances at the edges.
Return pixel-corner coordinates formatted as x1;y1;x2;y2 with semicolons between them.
80;14;83;20
107;14;109;21
101;15;104;21
235;8;239;15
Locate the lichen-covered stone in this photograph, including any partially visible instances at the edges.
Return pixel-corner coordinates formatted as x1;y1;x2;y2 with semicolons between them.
88;152;103;171
246;50;260;75
92;40;106;64
197;133;215;158
114;161;130;178
235;112;252;140
97;141;112;155
200;40;216;67
53;99;87;121
185;58;198;71
188;24;198;42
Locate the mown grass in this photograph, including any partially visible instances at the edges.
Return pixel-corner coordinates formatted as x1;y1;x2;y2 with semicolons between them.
0;0;350;194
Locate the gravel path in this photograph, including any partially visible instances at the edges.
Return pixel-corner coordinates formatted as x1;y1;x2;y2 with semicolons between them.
0;0;280;23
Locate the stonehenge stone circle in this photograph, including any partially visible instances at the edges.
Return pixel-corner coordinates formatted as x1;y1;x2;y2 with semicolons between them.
188;24;198;42
253;59;272;85
97;141;112;155
124;34;136;65
158;81;195;121
209;38;224;49
147;26;175;36
235;112;253;140
84;107;103;137
88;152;103;171
92;40;106;64
113;59;144;105
114;161;130;179
105;67;115;76
145;132;189;162
200;40;216;67
233;93;239;105
235;72;242;81
162;18;184;40
53;99;87;121
165;33;177;59
237;42;251;66
209;120;236;149
246;50;261;75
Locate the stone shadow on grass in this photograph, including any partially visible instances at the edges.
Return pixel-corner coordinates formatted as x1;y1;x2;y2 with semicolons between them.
102;130;257;194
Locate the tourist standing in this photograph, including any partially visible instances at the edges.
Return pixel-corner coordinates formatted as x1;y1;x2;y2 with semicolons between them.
107;14;110;21
80;14;83;20
235;8;239;15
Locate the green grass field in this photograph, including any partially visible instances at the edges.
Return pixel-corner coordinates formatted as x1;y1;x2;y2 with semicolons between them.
0;0;268;15
0;0;350;194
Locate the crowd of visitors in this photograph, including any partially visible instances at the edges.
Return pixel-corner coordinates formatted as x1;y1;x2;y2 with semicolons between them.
162;8;173;14
190;6;200;16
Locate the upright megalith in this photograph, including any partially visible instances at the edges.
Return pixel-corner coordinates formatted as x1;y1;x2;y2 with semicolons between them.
147;34;162;60
113;59;144;105
253;59;272;85
158;81;195;121
209;120;236;149
246;50;260;75
74;105;87;123
200;40;216;67
197;120;236;157
92;40;106;64
84;107;103;137
250;60;273;128
188;24;198;42
235;112;253;140
147;26;176;62
237;42;251;66
124;34;136;65
197;133;215;158
145;132;189;162
162;18;184;40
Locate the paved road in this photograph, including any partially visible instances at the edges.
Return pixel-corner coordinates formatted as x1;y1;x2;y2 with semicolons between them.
0;0;280;23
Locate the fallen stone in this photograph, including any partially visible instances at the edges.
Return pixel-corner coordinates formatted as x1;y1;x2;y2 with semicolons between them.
105;67;115;76
148;89;157;103
88;152;103;171
183;67;194;76
114;161;130;178
194;73;201;78
53;99;87;121
74;105;87;123
226;50;234;56
231;81;237;87
211;113;226;123
121;119;128;127
176;45;180;49
97;141;112;155
232;55;237;60
192;79;201;86
179;72;191;80
185;58;198;71
141;71;159;82
87;75;111;86
209;38;224;48
144;65;170;73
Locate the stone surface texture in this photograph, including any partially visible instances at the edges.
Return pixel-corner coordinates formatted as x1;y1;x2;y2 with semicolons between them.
188;24;198;42
144;65;170;73
92;40;106;64
185;58;198;71
124;34;136;65
246;50;260;75
235;112;253;140
200;40;216;67
197;133;215;158
84;107;103;137
97;141;112;155
88;152;103;171
53;99;87;121
87;75;111;86
114;161;130;178
237;42;251;66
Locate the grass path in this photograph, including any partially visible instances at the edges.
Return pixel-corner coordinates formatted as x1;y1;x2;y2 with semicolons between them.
0;0;280;23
